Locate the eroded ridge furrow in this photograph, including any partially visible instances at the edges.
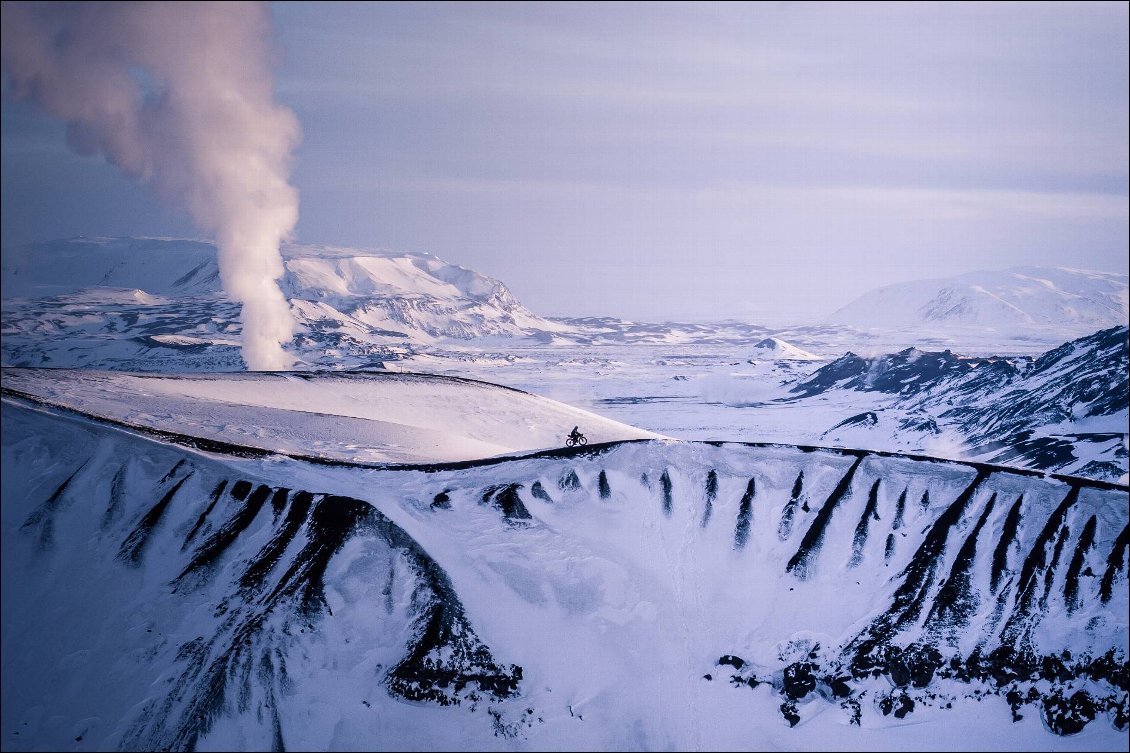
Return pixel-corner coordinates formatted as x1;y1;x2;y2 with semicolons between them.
786;455;864;578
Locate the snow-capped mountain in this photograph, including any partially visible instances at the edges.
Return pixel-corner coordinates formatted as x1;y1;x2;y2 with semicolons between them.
827;267;1129;338
2;376;1126;750
0;237;835;370
1;237;567;350
6;238;1107;375
792;327;1129;481
749;337;820;361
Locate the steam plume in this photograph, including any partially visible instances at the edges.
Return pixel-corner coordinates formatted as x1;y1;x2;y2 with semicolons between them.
1;1;300;370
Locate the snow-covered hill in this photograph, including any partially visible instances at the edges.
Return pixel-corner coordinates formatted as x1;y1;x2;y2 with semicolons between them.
2;387;1126;750
749;337;820;361
827;267;1129;339
1;368;660;464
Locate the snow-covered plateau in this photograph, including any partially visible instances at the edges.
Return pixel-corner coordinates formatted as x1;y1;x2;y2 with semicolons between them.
1;237;1128;751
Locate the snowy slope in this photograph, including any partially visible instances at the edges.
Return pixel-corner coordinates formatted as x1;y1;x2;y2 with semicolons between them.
827;267;1129;339
2;395;1127;751
1;369;659;463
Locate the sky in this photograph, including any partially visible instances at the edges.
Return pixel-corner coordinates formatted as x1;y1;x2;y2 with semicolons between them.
2;1;1127;324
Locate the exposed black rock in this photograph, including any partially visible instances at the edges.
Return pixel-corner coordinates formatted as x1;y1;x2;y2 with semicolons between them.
880;469;990;632
778;471;805;540
480;484;532;523
21;462;86;550
702;469;718;528
926;492;997;633
825;675;852;699
793;348;980;398
717;655;747;670
1099;523;1129;603
781;661;818;700
879;691;915;719
119;473;191;565
891;486;907;530
827;412;879;433
991;495;1024;593
175;484;273;586
787;327;1129;481
733;478;756;550
184;480;228;547
898;415;940;434
786;456;864;578
529;480;553;503
598;470;611;499
239;491;316;592
848;479;881;568
269;487;290;520
558;469;581;491
1042;690;1097;736
1003;485;1082;644
101;465;128;530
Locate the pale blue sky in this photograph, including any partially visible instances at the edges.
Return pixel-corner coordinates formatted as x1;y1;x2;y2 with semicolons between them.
2;1;1127;322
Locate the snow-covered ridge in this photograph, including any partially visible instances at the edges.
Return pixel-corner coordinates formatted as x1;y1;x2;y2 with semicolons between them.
0;368;660;463
827;266;1129;337
2;237;510;303
1;236;566;344
2;399;1126;750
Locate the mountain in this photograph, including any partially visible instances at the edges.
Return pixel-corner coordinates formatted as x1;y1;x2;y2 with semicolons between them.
748;337;820;361
282;244;567;343
2;237;845;369
2;376;1127;750
789;348;1008;399
792;327;1129;482
827;267;1129;339
0;237;578;370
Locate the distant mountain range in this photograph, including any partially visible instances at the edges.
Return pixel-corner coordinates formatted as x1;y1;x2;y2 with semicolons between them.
4;239;1127;366
826;266;1128;337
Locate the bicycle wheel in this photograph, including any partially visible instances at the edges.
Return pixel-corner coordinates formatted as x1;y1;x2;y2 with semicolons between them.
579;436;588;445
566;437;577;447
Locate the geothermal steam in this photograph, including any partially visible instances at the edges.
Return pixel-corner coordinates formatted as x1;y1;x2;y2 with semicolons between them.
0;2;299;369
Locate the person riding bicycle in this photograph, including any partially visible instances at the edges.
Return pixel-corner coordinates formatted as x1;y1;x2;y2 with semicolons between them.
568;426;583;442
